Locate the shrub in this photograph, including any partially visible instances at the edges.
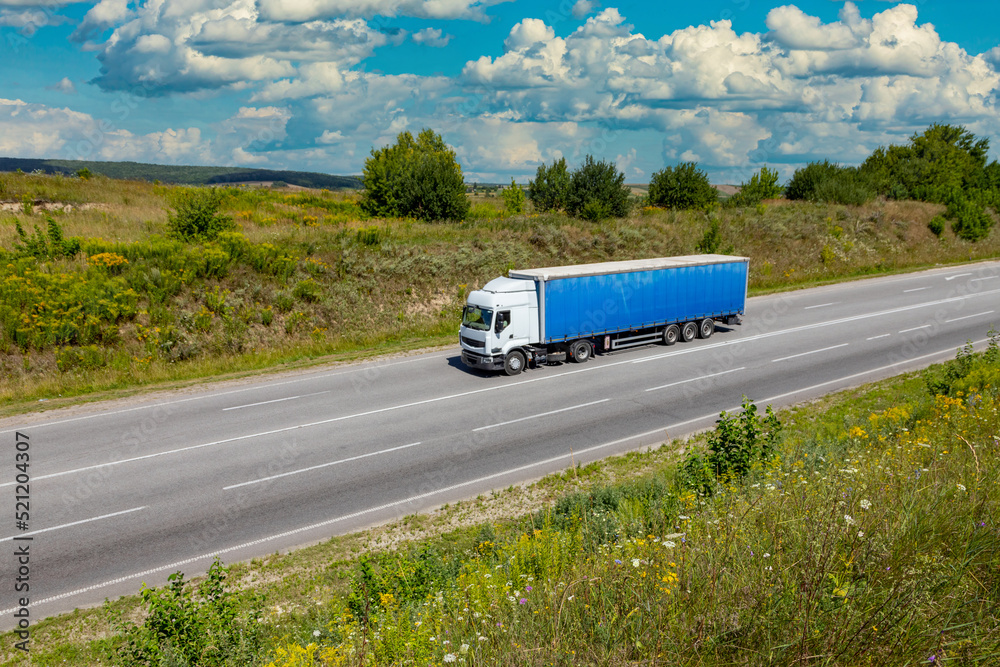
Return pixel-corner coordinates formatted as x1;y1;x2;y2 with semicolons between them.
727;166;782;208
166;188;234;242
13;217;80;258
528;158;570;212
785;161;842;200
76;167;93;180
566;155;631;220
360;128;470;221
501;179;526;214
109;559;261;667
696;219;723;254
948;197;994;242
647;162;718;210
292;278;323;303
686;396;781;489
928;215;946;237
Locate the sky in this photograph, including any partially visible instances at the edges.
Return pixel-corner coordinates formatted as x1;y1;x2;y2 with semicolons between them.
1;0;999;183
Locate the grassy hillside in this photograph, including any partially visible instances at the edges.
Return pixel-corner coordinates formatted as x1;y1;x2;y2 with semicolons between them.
0;157;361;189
1;333;996;666
0;170;998;414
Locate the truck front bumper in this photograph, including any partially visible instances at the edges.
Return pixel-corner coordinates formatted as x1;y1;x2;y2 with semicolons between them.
461;350;504;371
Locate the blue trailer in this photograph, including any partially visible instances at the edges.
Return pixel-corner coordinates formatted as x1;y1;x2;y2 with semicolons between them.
459;255;748;375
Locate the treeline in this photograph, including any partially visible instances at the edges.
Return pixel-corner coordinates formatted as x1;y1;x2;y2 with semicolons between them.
362;123;997;242
0;157;361;190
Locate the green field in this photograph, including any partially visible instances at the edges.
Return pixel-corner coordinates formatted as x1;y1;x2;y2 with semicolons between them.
1;171;998;417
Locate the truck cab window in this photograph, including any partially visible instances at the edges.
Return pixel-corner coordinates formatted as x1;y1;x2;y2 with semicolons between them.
495;311;511;334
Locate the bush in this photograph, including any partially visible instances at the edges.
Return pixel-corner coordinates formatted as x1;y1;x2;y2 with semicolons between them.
566;155;631;220
501;179;526;214
166;188;234;242
707;396;781;485
948;198;994;242
928;215;946;237
360;128;470;222
109;559;261;667
647;162;718;210
696;219;723;254
785;161;842;200
13;217;80;258
727;166;782;207
528;158;570;212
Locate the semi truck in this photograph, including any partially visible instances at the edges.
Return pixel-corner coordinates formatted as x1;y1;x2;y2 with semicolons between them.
459;254;748;375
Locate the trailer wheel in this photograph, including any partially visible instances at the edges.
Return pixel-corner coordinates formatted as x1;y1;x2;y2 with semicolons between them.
681;322;698;342
504;350;526;376
663;324;680;346
570;340;592;363
698;318;715;339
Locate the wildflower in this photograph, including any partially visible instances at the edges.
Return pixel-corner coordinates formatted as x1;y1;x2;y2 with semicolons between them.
525;585;532;592
632;558;640;568
313;630;321;637
444;653;457;663
858;531;864;538
844;514;856;526
519;598;527;605
460;644;470;654
615;559;622;565
860;499;872;510
763;553;770;558
663;541;676;548
478;636;487;642
957;484;967;492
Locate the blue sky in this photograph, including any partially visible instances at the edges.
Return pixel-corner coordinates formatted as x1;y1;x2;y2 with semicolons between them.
1;0;999;183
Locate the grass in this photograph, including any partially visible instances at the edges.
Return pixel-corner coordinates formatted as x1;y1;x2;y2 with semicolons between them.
2;339;998;666
1;173;999;415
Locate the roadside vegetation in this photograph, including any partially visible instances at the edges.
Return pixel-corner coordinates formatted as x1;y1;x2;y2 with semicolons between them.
1;331;997;666
2;127;999;412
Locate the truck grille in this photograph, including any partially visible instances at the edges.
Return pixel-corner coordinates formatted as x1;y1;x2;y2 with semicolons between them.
461;335;484;349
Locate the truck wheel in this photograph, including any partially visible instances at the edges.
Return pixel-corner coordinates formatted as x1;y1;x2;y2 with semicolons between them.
681;322;697;342
503;350;526;376
663;324;679;346
570;340;591;363
698;318;715;339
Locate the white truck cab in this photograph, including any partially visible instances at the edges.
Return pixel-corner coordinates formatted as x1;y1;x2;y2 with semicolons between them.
459;277;538;373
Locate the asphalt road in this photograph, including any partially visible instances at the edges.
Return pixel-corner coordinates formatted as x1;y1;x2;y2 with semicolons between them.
1;260;999;627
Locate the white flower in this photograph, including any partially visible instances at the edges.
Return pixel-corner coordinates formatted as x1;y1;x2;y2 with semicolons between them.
844;514;856;526
460;643;470;654
430;636;436;642
763;553;770;558
663;541;676;548
443;640;450;646
444;653;457;663
478;635;487;642
632;558;640;568
858;531;865;538
860;499;872;510
678;515;690;520
957;484;967;492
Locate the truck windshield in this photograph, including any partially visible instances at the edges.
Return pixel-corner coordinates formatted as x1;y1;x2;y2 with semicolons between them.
462;306;493;331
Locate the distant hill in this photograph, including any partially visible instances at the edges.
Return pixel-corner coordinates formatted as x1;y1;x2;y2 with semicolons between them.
0;157;362;190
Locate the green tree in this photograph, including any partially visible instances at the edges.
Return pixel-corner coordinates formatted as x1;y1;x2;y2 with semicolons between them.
727;166;782;207
785;160;843;201
528;157;570;212
647;162;718;210
501;179;526;214
360;128;470;221
566;155;632;221
948;198;994;242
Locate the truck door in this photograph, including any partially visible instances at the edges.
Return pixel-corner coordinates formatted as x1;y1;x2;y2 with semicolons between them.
497;308;530;352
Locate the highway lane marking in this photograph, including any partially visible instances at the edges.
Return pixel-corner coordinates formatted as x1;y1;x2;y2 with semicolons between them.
772;344;849;363
7;285;1000;488
634;286;1000;364
899;324;932;334
0;351;454;435
223;391;331;411
903;287;929;293
756;340;988;407
645;367;746;392
4;335;993;617
945;273;973;281
969;276;998;283
224;441;423;490
0;506;146;542
473;399;610;432
866;334;891;340
0;409;735;618
804;302;837;309
945;310;994;324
